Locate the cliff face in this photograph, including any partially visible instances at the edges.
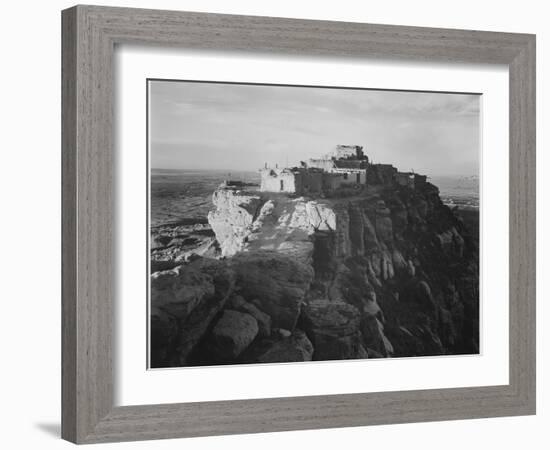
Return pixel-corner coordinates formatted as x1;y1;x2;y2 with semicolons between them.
151;183;479;367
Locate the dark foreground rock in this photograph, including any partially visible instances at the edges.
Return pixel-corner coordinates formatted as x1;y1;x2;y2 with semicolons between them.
150;258;234;367
207;309;259;360
227;295;272;337
230;251;314;331
302;299;364;360
255;330;314;363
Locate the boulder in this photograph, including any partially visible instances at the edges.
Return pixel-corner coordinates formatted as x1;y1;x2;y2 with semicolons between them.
209;309;259;360
231;251;314;330
151;264;214;320
150;258;235;366
302;299;363;360
227;295;272;337
255;330;314;363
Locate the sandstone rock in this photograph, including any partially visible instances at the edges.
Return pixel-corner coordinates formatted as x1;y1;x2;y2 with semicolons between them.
369;249;395;282
256;330;314;363
392;249;408;272
333;204;351;257
374;200;393;243
231;251;314;330
149;306;178;367
227;295;272;337
406;259;416;277
414;197;429;219
209;309;259;360
356;344;369;360
306;201;337;231
208;186;336;262
151;264;214;321
150;259;180;273
302;299;363;360
389;198;408;238
277;328;292;338
386;322;444;357
207;187;264;257
366;347;384;358
362;212;379;250
363;298;381;317
437;227;465;257
150;258;235;366
348;203;365;256
361;315;394;357
151;234;172;249
365;259;382;288
415;280;436;314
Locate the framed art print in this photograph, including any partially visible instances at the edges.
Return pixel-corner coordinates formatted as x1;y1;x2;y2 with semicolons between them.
62;5;536;443
147;80;482;368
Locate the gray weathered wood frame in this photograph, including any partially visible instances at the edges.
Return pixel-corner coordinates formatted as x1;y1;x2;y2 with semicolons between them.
61;4;536;444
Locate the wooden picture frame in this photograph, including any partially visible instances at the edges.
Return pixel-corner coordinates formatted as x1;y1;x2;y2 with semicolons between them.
61;5;536;444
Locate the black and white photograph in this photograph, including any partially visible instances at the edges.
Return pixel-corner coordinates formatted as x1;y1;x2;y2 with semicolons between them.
149;80;480;368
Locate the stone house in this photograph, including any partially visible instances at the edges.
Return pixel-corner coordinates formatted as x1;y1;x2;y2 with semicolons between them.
395;172;428;189
395;171;416;188
259;145;426;195
259;167;324;195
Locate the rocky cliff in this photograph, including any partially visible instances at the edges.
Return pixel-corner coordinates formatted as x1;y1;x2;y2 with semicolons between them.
151;182;479;367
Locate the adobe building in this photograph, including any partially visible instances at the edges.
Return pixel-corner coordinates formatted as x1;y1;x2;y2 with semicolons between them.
259;166;324;195
260;145;369;195
395;171;428;189
309;144;369;186
259;144;427;195
395;171;415;188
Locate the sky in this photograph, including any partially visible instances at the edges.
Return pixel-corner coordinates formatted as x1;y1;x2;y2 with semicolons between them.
149;80;480;177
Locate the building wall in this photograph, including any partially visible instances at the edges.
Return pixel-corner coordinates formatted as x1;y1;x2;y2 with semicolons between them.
322;172;346;190
396;172;415;188
302;171;323;194
414;174;427;187
308;158;335;171
338;169;367;184
260;168;327;195
261;166;370;194
332;169;367;185
335;144;366;161
260;169;298;193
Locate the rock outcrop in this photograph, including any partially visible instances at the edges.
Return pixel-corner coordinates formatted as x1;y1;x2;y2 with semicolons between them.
255;330;314;363
302;299;365;360
150;258;234;367
208;185;336;263
150;181;479;367
208;309;259;360
230;251;314;330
